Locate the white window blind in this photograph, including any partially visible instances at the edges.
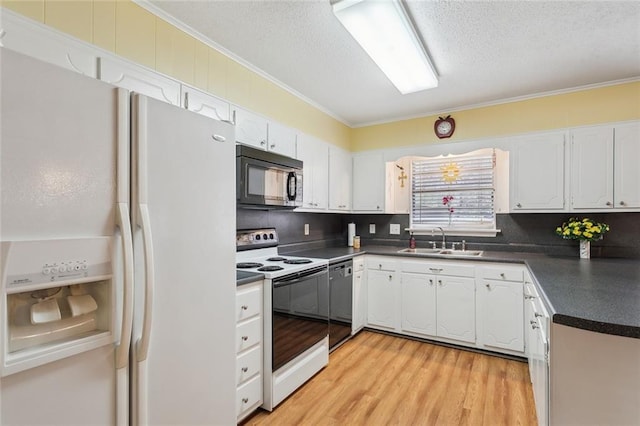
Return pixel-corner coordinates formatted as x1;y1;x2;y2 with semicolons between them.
411;151;496;230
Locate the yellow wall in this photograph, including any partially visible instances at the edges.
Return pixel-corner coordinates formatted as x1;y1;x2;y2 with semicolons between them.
352;82;640;151
0;0;351;149
2;0;638;154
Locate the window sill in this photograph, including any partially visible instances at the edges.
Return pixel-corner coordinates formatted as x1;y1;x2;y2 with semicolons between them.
405;228;501;238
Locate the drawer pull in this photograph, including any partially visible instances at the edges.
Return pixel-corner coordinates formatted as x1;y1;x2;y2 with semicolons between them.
500;273;505;278
485;283;491;289
241;366;248;372
242;397;249;404
241;305;248;310
524;295;536;300
534;312;543;318
429;268;443;273
241;336;248;341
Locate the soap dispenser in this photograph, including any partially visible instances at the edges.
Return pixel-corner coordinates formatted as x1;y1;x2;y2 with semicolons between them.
409;232;416;249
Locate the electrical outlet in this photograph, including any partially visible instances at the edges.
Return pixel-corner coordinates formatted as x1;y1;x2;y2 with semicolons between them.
304;224;309;235
369;224;376;234
390;224;400;235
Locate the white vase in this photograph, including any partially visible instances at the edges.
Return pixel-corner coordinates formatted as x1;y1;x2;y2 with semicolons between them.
580;240;590;259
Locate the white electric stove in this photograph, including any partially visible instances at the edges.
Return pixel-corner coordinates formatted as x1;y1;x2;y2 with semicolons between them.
236;228;329;411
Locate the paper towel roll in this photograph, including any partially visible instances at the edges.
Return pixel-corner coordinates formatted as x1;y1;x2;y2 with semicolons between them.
348;223;356;247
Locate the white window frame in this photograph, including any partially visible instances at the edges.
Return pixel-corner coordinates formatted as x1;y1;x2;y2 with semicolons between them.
408;148;501;237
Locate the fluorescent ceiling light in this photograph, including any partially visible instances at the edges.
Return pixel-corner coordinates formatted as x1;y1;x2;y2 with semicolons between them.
332;0;438;94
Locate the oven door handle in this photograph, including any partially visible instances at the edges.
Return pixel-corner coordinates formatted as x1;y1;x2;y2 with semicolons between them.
273;269;327;287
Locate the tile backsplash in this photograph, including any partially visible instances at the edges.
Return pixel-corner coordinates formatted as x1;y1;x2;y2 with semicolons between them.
237;209;640;259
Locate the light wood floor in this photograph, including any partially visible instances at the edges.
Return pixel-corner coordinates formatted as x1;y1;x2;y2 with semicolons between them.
244;331;537;426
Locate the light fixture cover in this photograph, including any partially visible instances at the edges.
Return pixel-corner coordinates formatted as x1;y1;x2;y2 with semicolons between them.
332;0;438;94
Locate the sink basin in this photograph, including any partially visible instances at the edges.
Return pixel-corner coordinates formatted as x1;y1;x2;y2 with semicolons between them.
397;248;484;257
438;249;484;257
397;248;443;254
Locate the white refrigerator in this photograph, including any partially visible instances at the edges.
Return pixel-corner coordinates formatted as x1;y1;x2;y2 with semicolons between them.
0;48;237;425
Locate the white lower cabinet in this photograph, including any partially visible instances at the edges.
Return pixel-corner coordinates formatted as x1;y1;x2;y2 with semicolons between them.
352;257;366;333
365;258;398;330
477;266;525;353
235;281;263;422
400;261;476;344
363;256;527;356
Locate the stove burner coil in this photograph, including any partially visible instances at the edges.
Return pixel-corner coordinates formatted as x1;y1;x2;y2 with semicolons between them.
283;259;312;265
266;257;286;262
237;262;264;269
257;265;284;272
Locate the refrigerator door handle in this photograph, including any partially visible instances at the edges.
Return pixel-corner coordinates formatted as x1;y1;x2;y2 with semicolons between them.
115;202;134;369
136;203;155;362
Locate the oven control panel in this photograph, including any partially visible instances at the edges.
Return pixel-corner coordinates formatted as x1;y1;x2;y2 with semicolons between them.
236;228;279;251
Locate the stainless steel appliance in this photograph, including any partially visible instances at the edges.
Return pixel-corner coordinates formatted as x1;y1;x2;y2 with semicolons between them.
236;145;303;209
329;260;353;350
236;229;328;410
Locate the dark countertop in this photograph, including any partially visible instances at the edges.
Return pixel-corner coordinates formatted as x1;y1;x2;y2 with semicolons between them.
236;270;264;287
282;245;640;339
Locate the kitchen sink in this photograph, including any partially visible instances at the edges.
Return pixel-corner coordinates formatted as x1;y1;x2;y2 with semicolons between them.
397;248;484;257
397;248;443;254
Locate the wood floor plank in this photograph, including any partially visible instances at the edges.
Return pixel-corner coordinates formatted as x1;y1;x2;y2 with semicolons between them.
244;331;537;426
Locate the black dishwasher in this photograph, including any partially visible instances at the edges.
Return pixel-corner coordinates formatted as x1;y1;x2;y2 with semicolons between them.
329;259;353;350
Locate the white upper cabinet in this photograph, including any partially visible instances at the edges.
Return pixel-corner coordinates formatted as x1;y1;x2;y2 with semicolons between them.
232;106;297;158
232;106;269;150
0;9;97;77
98;56;181;106
571;126;614;209
182;85;230;122
267;121;297;158
328;146;352;211
613;123;640;209
352;152;386;212
297;134;329;210
571;123;640;210
510;133;566;212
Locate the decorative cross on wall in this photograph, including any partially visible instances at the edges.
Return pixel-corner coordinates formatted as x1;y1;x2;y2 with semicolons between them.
398;170;408;188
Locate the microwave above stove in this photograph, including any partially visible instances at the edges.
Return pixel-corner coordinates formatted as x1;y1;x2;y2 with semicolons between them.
236;145;303;209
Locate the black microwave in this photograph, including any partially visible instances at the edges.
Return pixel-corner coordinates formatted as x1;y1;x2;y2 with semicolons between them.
236;145;303;209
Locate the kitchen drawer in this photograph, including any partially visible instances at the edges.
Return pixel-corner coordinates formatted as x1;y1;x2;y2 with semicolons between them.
236;317;261;354
236;284;262;322
366;258;396;272
482;266;524;282
401;260;475;278
236;374;262;420
236;345;261;386
353;257;365;272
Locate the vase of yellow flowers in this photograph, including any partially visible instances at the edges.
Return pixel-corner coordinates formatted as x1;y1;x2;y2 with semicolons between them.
555;217;610;259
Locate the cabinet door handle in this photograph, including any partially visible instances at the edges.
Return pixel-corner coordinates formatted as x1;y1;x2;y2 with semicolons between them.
485;283;491;289
606;201;612;206
241;305;248;310
241;336;248;341
242;398;249;404
620;201;625;206
500;273;506;278
388;275;393;280
531;323;539;330
525;295;536;300
270;144;276;149
516;203;522;208
241;366;248;372
534;312;543;318
429;279;434;285
260;140;266;146
438;280;443;286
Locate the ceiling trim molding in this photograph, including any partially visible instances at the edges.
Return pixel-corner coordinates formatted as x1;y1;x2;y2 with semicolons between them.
352;77;640;128
134;0;352;126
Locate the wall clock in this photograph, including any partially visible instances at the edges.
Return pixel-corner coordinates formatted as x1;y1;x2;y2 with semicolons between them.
434;115;455;139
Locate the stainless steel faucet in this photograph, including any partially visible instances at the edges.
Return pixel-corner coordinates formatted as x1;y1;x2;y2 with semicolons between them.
436;227;446;249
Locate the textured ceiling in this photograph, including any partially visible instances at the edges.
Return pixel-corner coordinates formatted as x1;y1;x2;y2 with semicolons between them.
146;0;640;127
